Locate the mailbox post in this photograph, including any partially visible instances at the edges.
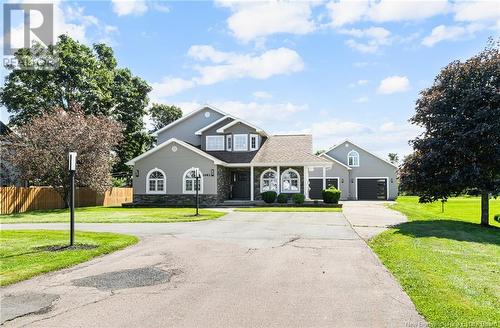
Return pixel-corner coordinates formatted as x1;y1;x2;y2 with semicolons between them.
194;168;200;216
68;152;77;246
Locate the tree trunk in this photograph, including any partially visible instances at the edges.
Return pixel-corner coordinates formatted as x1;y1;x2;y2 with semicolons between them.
481;191;489;227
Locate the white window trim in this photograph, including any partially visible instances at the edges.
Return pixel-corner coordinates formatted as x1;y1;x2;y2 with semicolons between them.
348;150;360;167
226;134;233;151
281;168;301;193
182;168;204;194
146;168;166;195
233;134;248;151
260;168;278;193
206;135;225;151
249;134;259;151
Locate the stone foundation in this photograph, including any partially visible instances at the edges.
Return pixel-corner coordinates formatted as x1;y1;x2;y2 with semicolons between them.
133;194;219;206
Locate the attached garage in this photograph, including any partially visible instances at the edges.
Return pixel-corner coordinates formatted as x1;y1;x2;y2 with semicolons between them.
356;178;388;200
309;178;338;200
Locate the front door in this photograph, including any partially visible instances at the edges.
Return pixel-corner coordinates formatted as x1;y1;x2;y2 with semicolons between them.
231;171;250;200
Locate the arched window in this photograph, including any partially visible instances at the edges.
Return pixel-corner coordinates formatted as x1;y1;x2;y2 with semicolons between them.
348;150;359;167
281;168;300;193
146;168;166;194
260;169;278;192
183;168;203;194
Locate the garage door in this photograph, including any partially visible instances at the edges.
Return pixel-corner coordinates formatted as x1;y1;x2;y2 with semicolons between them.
309;178;339;200
357;179;387;200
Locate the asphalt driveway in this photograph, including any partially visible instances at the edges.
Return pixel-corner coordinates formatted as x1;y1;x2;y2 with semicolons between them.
1;203;426;327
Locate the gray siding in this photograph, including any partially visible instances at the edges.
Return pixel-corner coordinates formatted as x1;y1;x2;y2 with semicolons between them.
326;142;398;200
156;107;224;146
201;121;259;152
132;141;218;195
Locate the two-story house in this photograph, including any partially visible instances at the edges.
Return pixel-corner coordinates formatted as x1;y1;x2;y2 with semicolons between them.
126;106;332;205
126;105;398;205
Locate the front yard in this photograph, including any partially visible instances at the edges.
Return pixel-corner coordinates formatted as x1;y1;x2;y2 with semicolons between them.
0;230;138;286
369;196;500;327
0;207;226;224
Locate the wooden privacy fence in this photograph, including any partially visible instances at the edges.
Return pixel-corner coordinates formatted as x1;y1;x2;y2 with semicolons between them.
0;187;133;214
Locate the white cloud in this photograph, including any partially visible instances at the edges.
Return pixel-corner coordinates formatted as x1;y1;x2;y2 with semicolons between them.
217;1;316;42
188;45;304;85
174;100;307;126
422;23;485;47
377;76;410;94
111;0;148;16
150;77;195;102
253;91;273;99
354;96;369;103
453;2;500;22
327;0;450;27
341;26;391;53
348;79;369;87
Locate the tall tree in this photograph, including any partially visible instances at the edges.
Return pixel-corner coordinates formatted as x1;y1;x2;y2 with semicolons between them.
388;153;399;165
0;105;123;205
149;104;182;131
399;40;500;226
0;35;151;173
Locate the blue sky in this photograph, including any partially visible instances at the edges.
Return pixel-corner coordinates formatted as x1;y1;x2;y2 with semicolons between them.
1;1;499;158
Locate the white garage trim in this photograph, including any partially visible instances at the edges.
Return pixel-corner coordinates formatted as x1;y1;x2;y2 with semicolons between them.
355;177;389;200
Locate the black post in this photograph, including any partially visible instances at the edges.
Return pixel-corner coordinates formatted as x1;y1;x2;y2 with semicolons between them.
70;169;75;246
195;175;199;216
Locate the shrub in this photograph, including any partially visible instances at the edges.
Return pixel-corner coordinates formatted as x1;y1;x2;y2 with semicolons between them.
277;194;288;203
261;191;277;203
292;193;305;204
322;187;341;204
495;214;500;223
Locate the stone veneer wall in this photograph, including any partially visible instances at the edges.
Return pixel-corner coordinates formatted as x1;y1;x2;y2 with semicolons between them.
133;194;219;206
216;165;231;202
254;166;304;200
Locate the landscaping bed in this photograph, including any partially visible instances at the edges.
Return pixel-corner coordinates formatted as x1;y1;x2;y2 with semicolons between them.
0;230;138;286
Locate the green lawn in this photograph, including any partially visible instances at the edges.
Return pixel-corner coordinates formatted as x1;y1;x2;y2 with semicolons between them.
369;196;500;327
235;207;342;212
0;230;138;286
0;206;226;224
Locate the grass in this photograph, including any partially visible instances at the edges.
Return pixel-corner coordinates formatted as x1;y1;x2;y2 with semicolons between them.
0;206;227;224
0;230;138;286
369;196;500;327
235;207;342;212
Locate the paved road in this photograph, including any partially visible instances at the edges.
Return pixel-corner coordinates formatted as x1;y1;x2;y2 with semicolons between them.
1;202;426;327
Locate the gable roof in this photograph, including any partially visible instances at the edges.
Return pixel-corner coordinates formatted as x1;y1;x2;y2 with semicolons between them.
320;139;398;168
318;153;352;170
126;138;225;166
194;116;234;135
216;119;267;136
151;105;229;137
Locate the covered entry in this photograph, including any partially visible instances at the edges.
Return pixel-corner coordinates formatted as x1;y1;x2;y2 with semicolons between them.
357;178;387;200
309;178;338;200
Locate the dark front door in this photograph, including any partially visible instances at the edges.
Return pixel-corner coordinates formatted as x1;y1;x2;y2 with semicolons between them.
309;178;339;200
357;178;387;200
231;171;250;200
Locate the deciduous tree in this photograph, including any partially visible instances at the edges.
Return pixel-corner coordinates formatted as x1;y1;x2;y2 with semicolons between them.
0;35;151;173
149;104;182;131
1;105;123;206
399;40;500;226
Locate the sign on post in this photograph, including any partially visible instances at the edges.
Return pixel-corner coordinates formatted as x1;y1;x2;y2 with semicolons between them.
68;152;77;246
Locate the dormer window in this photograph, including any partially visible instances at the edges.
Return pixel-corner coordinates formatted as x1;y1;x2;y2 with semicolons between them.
348;150;359;167
226;135;232;151
233;134;248;151
250;134;259;151
206;136;224;151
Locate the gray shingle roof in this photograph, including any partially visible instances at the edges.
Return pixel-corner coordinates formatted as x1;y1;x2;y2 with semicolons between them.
251;135;330;165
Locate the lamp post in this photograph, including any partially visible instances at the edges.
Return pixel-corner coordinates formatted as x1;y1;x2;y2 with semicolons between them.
68;152;77;246
194;168;200;216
